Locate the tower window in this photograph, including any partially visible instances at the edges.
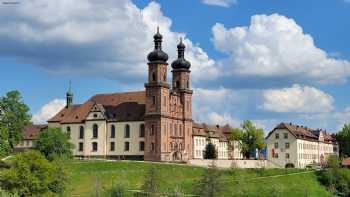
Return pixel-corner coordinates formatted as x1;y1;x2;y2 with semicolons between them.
111;125;116;138
152;96;156;105
151;143;155;152
79;126;84;139
152;72;156;81
176;81;180;88
93;124;98;138
187;80;189;88
151;125;155;136
124;124;130;138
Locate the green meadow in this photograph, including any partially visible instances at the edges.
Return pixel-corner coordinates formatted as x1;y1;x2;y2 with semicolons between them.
66;160;331;197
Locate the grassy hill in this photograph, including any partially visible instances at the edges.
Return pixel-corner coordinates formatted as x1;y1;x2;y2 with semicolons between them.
66;160;331;197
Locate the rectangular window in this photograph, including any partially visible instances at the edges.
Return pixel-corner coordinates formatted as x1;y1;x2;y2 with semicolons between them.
124;142;130;151
110;142;115;151
151;125;155;136
152;96;156;105
92;142;98;152
140;141;145;151
275;133;279;139
79;143;83;152
284;133;288;139
151;143;155;152
285;143;290;149
286;153;290;159
274;153;279;158
274;142;279;149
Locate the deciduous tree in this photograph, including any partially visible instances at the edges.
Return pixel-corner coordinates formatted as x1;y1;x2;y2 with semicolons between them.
336;124;350;158
0;90;31;148
35;127;74;161
230;120;266;159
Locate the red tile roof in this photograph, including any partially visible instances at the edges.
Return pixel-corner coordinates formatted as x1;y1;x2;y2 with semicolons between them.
22;124;47;140
48;91;145;124
342;157;350;166
267;122;336;144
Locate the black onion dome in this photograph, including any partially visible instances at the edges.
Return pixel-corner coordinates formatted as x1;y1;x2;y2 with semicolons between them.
171;38;191;70
147;27;168;63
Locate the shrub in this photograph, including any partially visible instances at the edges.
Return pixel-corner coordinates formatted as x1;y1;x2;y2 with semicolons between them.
203;143;217;159
194;162;223;197
0;151;68;197
140;167;161;197
285;163;295;168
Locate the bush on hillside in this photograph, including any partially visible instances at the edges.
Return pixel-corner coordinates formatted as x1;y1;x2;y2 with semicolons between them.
194;162;223;197
317;155;350;196
0;151;68;197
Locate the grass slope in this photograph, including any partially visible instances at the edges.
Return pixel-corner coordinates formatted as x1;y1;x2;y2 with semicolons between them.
67;160;330;197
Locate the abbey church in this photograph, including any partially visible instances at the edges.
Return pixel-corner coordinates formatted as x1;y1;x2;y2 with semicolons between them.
47;30;240;162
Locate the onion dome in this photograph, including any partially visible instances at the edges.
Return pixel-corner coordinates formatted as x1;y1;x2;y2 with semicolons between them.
147;27;169;63
171;38;191;70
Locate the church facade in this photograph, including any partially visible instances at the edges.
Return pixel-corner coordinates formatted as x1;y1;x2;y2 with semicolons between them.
48;30;237;162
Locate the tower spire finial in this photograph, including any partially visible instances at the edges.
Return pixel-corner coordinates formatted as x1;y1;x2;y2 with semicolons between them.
66;80;73;108
147;27;168;63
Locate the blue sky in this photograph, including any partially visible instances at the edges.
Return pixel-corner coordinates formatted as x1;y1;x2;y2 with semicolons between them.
1;0;350;133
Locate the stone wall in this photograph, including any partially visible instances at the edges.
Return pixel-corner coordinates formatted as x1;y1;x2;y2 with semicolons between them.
188;159;281;169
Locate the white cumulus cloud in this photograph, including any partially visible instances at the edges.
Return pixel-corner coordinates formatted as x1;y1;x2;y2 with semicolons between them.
261;84;334;113
0;0;217;83
202;0;237;7
212;13;350;84
32;99;65;124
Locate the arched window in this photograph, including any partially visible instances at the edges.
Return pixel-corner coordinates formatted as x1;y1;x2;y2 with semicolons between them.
179;143;183;150
140;124;145;137
187;80;189;88
79;126;84;139
163;73;166;81
92;142;98;152
151;125;155;136
124;124;130;138
93;124;98;138
152;72;156;81
111;125;115;138
66;127;71;138
176;81;180;88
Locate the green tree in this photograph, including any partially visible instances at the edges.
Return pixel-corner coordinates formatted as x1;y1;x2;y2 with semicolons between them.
336;124;350;158
0;151;68;197
0;126;10;157
35;127;74;161
0;90;31;148
194;162;222;197
204;142;217;159
141;167;161;197
230;120;265;159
